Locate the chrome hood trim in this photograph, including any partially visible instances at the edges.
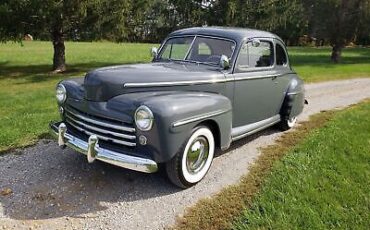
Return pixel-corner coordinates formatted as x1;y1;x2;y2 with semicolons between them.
124;78;228;88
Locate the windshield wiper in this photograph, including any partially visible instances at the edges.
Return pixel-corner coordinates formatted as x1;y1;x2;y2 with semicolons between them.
176;59;218;67
157;58;218;67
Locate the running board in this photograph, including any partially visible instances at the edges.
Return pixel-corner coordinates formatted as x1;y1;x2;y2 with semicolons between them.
231;115;281;141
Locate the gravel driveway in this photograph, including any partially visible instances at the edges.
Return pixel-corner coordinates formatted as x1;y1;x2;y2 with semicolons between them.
1;78;370;230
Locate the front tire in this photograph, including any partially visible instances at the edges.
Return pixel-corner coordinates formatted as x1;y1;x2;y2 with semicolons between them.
166;126;215;188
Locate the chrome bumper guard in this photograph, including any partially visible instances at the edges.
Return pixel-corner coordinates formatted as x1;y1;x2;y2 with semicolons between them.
49;122;158;173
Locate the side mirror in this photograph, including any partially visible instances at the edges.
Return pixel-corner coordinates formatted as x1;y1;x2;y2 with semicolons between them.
220;55;230;69
151;47;158;59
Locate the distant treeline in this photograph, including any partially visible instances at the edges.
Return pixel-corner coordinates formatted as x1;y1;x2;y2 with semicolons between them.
1;0;369;71
1;0;369;45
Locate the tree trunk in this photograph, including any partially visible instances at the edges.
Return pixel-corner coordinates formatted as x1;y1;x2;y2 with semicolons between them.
52;29;66;72
331;45;342;63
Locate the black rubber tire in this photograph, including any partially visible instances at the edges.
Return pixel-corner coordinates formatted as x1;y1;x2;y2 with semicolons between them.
165;141;193;188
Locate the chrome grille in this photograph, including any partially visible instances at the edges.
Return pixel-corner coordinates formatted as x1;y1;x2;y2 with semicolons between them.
64;107;136;147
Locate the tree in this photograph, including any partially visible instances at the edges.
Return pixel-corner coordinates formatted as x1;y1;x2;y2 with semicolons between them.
204;0;306;45
1;0;369;69
0;0;96;72
305;0;370;62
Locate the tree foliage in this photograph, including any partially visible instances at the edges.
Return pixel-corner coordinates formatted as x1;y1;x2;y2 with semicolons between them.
305;0;370;62
0;0;369;70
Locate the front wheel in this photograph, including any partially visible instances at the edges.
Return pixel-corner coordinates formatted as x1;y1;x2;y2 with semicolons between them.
166;126;215;188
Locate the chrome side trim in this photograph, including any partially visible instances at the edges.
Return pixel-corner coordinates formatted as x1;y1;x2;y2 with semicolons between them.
231;115;281;141
66;120;136;147
50;122;157;173
65;114;136;140
66;108;135;132
172;109;230;127
287;91;303;96
233;74;279;81
124;73;289;88
124;78;228;88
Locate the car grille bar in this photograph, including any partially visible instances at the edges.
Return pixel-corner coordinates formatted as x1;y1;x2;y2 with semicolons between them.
66;108;135;132
64;108;136;147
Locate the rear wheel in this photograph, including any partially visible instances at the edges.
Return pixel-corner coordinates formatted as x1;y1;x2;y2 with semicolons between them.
278;116;297;131
166;126;215;188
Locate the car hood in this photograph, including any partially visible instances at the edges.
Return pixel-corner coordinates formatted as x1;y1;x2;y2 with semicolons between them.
84;62;224;101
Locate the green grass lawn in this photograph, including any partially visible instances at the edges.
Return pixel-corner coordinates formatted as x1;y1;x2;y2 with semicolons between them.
0;41;369;152
289;47;370;82
173;101;370;230
233;102;370;229
0;41;153;152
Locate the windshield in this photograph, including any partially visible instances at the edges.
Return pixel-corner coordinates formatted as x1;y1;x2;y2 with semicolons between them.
158;36;235;66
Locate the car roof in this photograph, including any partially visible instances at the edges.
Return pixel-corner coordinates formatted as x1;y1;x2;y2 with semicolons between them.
168;26;281;43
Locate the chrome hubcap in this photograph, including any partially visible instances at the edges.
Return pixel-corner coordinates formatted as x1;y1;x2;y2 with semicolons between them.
186;136;209;174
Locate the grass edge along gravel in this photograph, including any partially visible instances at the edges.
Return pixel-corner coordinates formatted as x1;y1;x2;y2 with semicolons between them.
172;100;370;230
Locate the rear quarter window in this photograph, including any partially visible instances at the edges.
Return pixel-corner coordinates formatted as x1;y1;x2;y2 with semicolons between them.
276;43;288;66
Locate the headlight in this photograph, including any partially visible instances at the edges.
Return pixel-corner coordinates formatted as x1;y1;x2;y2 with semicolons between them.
135;105;154;131
56;84;67;104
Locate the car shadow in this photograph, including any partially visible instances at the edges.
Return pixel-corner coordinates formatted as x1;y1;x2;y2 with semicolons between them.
0;126;280;220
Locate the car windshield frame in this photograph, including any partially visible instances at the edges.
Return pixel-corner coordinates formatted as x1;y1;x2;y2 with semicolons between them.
157;35;237;67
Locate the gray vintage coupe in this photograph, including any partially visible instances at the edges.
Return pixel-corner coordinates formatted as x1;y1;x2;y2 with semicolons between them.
50;27;305;188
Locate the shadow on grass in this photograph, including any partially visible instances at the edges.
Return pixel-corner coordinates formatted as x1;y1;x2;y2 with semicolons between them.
0;125;279;221
0;61;141;83
289;47;370;67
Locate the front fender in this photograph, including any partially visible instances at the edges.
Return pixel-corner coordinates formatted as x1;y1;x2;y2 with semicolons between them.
60;77;85;100
112;91;232;162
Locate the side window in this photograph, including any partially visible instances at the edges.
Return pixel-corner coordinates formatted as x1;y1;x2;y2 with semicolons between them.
235;43;249;71
248;41;273;68
276;43;288;66
236;40;274;72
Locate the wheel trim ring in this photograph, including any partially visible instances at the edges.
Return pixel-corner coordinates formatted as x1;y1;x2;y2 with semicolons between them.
181;128;215;184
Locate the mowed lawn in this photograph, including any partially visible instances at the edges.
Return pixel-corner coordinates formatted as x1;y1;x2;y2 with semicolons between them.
0;41;153;152
289;47;370;82
0;41;369;152
233;101;370;229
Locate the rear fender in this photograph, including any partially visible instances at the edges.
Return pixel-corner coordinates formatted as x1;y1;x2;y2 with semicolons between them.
281;77;305;119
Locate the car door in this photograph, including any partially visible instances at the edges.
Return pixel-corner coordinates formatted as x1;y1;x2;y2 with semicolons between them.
232;38;283;128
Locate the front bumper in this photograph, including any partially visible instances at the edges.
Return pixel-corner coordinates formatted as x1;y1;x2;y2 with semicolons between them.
49;121;158;173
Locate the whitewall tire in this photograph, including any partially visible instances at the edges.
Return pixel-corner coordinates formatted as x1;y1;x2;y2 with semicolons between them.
278;116;297;131
287;117;297;128
166;126;215;188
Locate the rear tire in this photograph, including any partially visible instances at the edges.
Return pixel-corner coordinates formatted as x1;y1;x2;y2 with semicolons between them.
166;126;215;188
278;116;297;131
